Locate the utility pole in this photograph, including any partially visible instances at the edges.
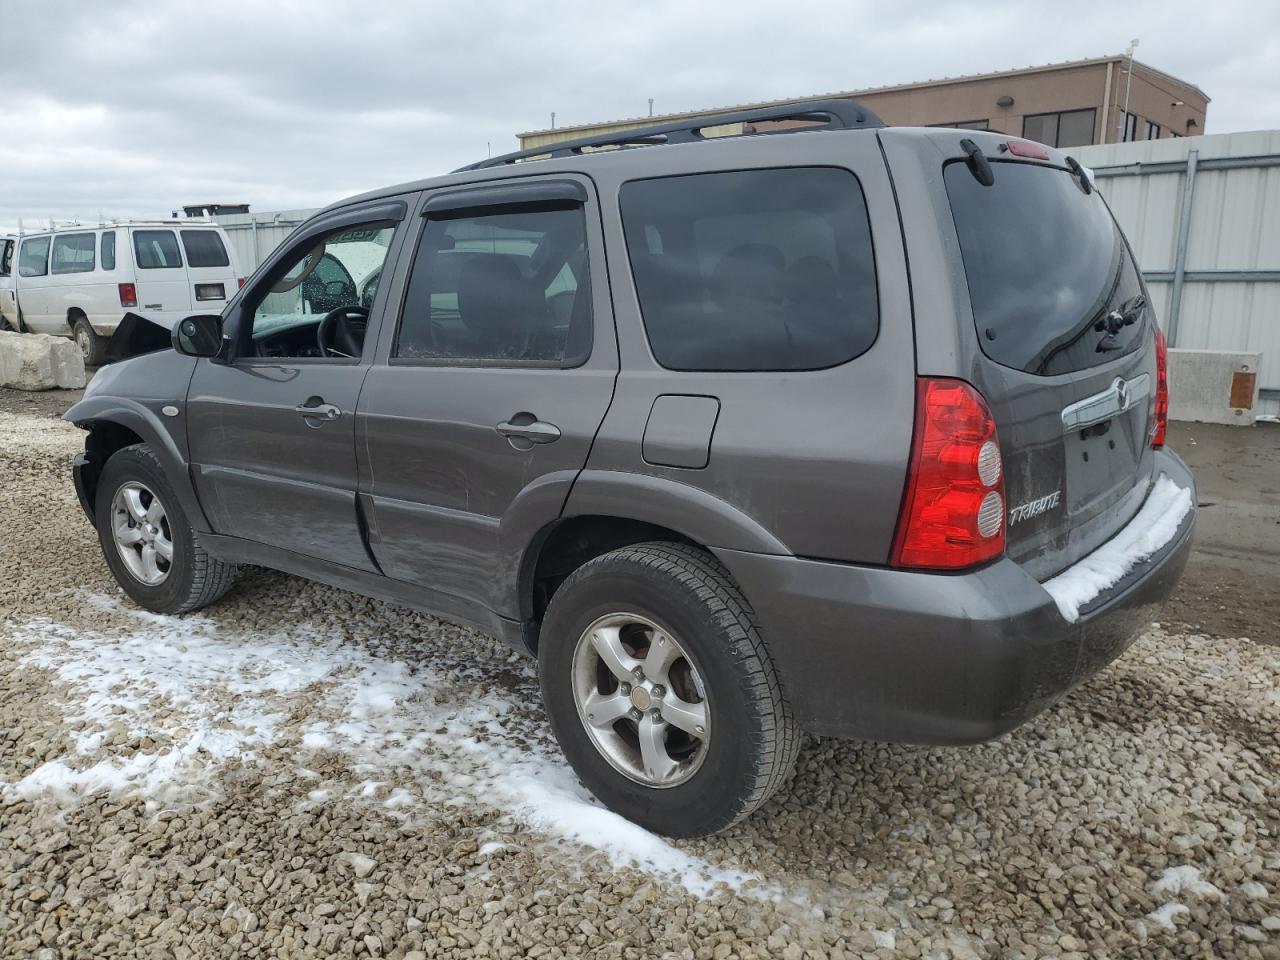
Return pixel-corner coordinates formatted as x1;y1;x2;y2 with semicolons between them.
1115;39;1139;142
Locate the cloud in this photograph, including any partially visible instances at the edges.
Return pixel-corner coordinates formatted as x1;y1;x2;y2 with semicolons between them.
1;0;1276;230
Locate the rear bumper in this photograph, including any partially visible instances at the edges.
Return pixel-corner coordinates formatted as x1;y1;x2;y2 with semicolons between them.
715;448;1195;744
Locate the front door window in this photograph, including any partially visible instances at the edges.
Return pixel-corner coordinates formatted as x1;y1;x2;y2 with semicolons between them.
250;222;396;359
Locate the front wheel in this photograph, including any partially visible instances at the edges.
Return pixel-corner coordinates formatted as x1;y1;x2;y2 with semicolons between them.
539;542;800;837
95;444;237;614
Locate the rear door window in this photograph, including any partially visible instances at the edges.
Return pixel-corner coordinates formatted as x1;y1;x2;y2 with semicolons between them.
945;160;1146;376
619;167;878;371
133;230;183;269
51;232;96;274
19;237;50;277
181;230;231;268
395;204;592;366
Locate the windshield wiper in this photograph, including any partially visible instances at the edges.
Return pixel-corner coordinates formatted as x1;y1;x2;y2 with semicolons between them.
1095;294;1146;352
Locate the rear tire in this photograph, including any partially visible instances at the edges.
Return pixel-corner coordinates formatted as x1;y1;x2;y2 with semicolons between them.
539;542;800;837
73;316;107;367
95;444;238;614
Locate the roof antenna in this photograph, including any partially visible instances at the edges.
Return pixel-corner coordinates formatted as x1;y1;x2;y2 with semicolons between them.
648;98;654;117
551;111;556;130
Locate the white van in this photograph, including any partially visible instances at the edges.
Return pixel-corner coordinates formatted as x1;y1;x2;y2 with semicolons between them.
0;235;16;330
13;222;242;365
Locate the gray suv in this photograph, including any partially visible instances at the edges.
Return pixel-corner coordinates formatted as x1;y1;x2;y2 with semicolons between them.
65;101;1195;837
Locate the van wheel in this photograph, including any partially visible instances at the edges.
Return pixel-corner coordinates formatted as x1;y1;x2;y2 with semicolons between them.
538;542;800;837
95;444;238;614
73;317;107;367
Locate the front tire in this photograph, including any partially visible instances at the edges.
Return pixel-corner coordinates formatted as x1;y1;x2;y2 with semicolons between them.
73;316;107;367
539;542;800;837
95;444;237;614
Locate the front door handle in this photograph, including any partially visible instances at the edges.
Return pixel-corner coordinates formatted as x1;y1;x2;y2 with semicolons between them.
496;417;561;444
295;399;342;424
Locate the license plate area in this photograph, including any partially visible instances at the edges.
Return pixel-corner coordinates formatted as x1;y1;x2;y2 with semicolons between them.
194;283;225;302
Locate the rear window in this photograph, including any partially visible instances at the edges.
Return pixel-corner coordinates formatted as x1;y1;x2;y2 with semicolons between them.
51;232;96;274
133;230;183;269
945;160;1145;376
101;230;116;271
181;230;230;268
619;167;879;371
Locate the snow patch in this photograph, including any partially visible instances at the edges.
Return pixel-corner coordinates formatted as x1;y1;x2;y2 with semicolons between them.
1147;902;1190;931
1043;474;1192;622
2;597;773;900
1152;865;1223;901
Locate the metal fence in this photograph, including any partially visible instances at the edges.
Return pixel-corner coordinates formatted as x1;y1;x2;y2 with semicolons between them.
1075;131;1280;416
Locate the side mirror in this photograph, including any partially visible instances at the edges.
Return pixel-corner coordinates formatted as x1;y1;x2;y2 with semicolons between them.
172;314;225;358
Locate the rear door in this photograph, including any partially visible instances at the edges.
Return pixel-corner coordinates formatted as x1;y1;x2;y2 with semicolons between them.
941;148;1157;580
129;228;189;326
179;228;238;314
358;175;617;619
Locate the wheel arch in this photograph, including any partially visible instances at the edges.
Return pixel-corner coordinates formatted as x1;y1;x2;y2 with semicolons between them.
65;398;211;531
515;471;792;649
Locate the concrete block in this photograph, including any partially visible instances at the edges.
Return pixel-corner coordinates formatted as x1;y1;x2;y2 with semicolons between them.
0;331;87;391
1167;348;1260;426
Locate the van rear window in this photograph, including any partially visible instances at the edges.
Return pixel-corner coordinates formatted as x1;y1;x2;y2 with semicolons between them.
181;230;230;268
945;161;1145;376
619;167;879;372
133;230;183;269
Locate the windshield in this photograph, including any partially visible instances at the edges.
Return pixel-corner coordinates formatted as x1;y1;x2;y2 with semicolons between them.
945;160;1146;376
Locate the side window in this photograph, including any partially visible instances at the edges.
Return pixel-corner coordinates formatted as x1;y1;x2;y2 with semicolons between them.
101;231;117;271
19;237;51;278
181;230;230;268
249;221;395;359
0;240;12;278
51;232;96;274
618;167;878;371
395;203;592;366
132;230;183;269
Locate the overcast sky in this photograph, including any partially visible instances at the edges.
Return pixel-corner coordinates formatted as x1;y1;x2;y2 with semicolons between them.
2;0;1277;231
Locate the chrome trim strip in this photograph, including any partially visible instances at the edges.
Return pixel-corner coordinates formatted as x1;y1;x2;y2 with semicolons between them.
1061;373;1150;432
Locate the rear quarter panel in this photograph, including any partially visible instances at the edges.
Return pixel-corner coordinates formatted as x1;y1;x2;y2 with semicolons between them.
573;131;915;563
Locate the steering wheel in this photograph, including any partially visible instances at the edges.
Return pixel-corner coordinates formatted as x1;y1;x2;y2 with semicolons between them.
316;305;369;358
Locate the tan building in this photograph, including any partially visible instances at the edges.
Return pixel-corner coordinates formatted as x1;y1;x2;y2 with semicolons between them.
517;54;1208;152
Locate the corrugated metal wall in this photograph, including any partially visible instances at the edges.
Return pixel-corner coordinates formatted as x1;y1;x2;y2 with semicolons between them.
212;208;316;277
1075;131;1280;417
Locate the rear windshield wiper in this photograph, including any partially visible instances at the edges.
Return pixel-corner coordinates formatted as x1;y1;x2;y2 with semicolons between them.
1095;294;1146;352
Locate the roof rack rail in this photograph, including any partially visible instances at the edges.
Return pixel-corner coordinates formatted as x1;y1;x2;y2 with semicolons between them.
457;98;884;172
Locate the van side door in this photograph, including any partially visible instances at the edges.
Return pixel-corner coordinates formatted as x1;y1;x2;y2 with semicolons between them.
357;175;618;620
129;228;189;328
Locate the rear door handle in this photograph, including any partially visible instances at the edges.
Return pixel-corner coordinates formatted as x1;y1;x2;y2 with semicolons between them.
295;400;342;423
496;418;561;444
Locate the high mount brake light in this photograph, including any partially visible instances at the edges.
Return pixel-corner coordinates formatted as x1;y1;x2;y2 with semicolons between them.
1153;327;1169;448
892;378;1006;570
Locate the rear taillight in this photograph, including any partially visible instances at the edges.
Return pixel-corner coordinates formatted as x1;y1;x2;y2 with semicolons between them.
118;283;137;308
892;378;1006;570
237;277;246;289
1153;327;1169;448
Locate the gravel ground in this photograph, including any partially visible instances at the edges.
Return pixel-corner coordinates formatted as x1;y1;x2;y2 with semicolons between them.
0;407;1277;960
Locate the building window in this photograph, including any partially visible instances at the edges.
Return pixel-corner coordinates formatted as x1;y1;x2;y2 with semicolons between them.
1023;109;1096;148
1145;120;1161;140
932;119;990;130
1122;111;1138;142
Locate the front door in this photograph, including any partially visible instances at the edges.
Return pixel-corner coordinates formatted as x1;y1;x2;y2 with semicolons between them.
185;201;409;570
358;177;617;617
